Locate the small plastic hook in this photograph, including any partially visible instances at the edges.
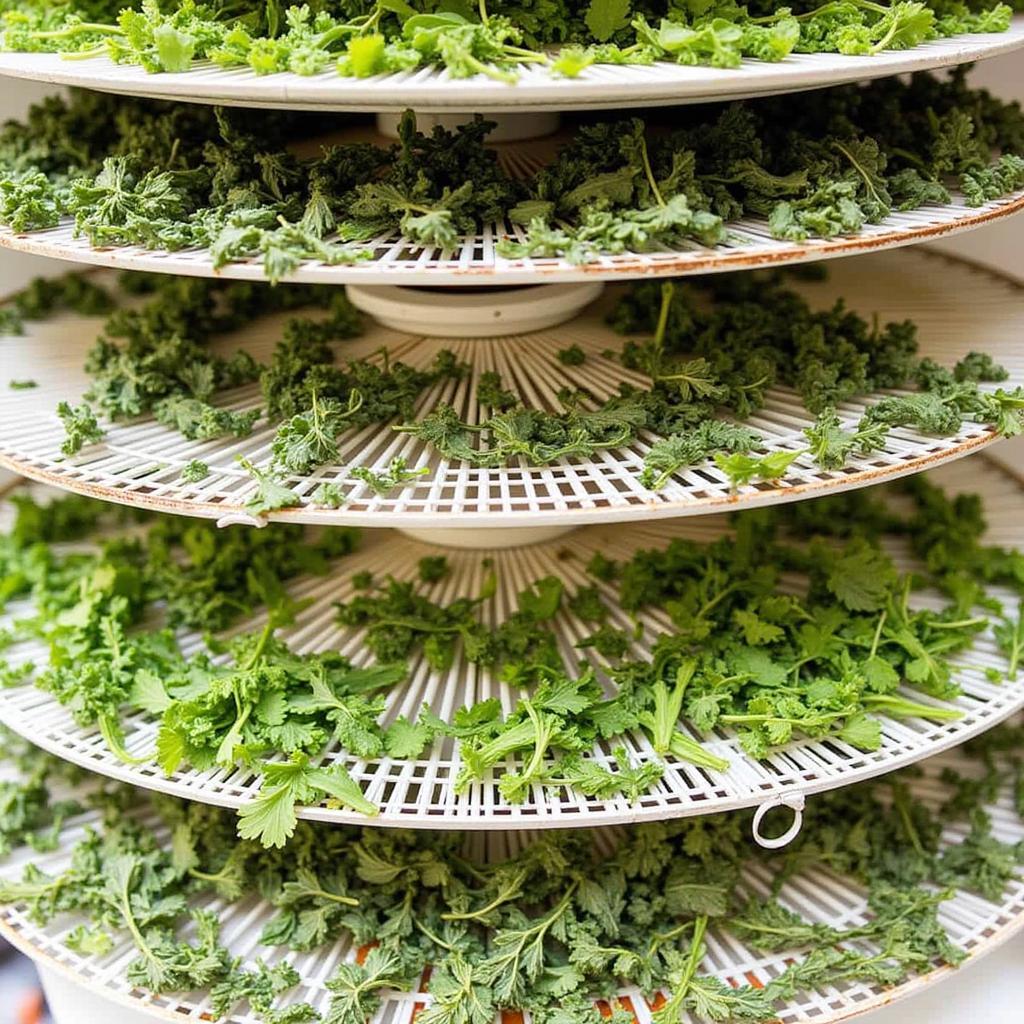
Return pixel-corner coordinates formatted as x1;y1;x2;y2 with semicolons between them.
215;512;267;529
751;792;806;850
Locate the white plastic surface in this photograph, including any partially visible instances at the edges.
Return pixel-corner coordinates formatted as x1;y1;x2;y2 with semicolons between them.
3;745;1024;1024
1;249;1022;529
0;23;1019;112
0;457;1022;830
345;282;604;335
751;793;806;850
0;190;1019;285
398;524;576;547
37;963;155;1024
869;936;1024;1024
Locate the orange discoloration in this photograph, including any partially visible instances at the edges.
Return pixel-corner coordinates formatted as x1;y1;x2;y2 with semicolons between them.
0;195;1020;287
0;421;1001;532
408;966;433;1021
355;942;378;965
620;996;637;1014
17;989;43;1024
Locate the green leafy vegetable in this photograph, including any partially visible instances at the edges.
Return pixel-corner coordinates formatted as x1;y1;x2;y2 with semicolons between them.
0;724;1021;1022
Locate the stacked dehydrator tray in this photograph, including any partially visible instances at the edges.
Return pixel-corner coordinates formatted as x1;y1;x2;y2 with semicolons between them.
0;4;1023;1024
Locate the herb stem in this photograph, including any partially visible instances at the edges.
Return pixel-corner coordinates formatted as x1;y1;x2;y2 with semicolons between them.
459;51;517;85
648;919;695;957
98;716;152;767
441;869;526;920
892;783;926;856
869;610;887;660
308;886;360;906
113;864;163;982
31;22;122;39
864;694;962;722
62;45;111;60
649;282;674;378
415;916;459;951
666;915;709;1006
638;133;666;208
188;865;235;884
928;617;989;630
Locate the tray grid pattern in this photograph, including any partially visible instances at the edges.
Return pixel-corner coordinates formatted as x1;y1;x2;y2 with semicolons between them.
1;250;1022;528
0;192;1021;286
0;457;1021;829
0;749;1022;1023
2;16;1024;1024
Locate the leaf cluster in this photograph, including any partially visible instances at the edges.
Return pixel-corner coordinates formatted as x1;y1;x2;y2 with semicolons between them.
0;73;1022;280
1;0;1013;81
0;731;1021;1022
1;462;1021;845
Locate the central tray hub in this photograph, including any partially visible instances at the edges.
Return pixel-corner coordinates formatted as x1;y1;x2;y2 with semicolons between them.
345;282;604;336
398;525;576;549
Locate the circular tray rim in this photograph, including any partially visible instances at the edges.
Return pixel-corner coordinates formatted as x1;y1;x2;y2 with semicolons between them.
0;428;1003;530
3;656;1021;830
0;456;1021;832
1;668;1021;830
8;905;1021;1024
0;22;1021;112
0;247;1021;530
1;744;1022;1024
0;192;1020;287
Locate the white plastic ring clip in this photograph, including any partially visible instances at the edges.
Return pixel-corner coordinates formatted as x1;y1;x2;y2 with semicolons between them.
751;793;806;850
215;512;267;529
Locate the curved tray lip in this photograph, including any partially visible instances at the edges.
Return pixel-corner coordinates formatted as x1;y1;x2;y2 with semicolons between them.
0;245;1020;530
0;427;1001;529
2;754;1023;1024
0;192;1021;287
8;900;1024;1024
2;666;1021;830
0;22;1021;112
9;915;1020;1024
0;455;1023;832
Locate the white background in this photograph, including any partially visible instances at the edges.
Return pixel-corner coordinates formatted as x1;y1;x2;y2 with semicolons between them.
0;48;1019;1024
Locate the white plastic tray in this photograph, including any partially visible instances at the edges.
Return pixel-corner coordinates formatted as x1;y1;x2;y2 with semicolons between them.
1;249;1021;529
3;745;1023;1024
0;22;1020;112
0;190;1019;285
0;455;1021;829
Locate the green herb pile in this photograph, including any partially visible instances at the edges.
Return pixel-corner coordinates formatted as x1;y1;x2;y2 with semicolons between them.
38;270;473;480
502;70;1024;261
0;726;1021;1022
0;72;1021;281
0;0;1014;81
1;463;1022;846
402;271;1024;493
12;263;1022;507
607;274;1024;489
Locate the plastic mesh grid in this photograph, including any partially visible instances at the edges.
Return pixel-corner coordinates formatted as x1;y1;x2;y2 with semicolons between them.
1;746;1022;1023
0;249;1021;528
0;192;1020;286
0;455;1021;829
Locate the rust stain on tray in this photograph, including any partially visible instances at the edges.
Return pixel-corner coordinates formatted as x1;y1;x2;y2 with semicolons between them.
0;193;1020;284
0;430;999;529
